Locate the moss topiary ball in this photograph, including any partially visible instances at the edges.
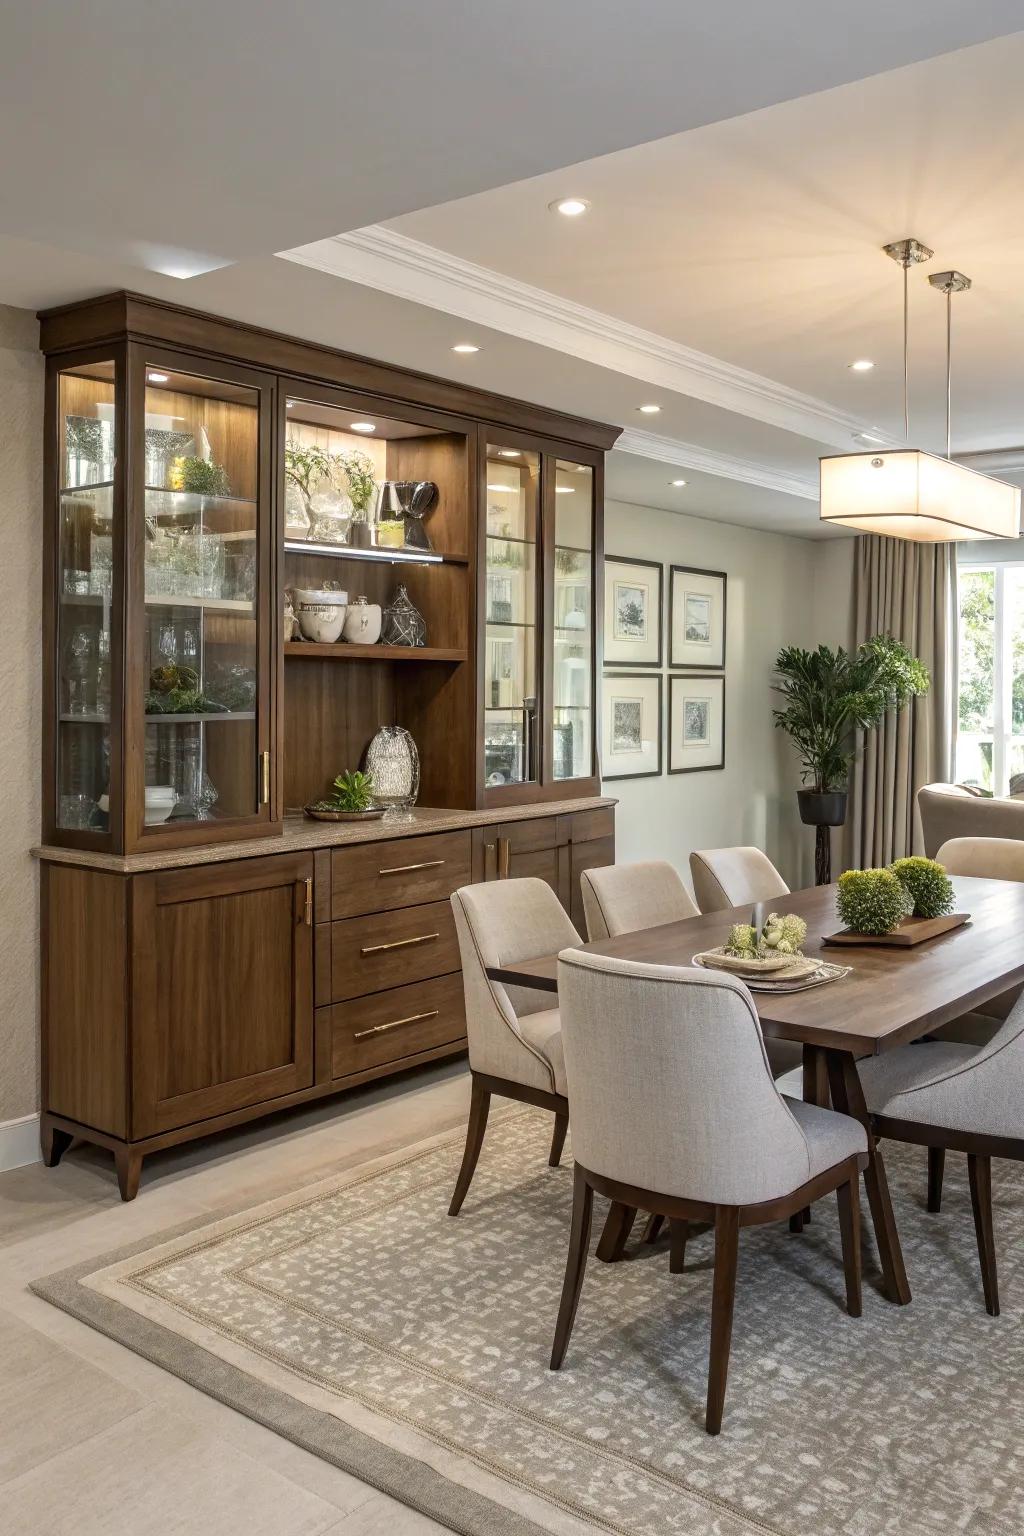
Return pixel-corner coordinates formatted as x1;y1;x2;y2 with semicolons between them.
836;868;913;936
889;856;955;919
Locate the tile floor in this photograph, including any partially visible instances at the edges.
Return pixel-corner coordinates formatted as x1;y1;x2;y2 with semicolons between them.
0;1060;474;1535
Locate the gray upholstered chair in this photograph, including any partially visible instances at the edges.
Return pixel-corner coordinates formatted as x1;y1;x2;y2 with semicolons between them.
689;847;789;915
550;950;867;1434
858;996;1024;1316
579;860;698;941
448;878;580;1215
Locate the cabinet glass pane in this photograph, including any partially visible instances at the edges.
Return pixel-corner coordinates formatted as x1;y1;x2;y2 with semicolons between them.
57;362;115;831
553;460;594;780
484;446;539;786
142;366;259;827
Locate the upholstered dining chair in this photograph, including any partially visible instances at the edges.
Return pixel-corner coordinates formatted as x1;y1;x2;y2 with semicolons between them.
857;995;1024;1316
929;836;1024;1044
550;950;867;1434
448;878;581;1216
689;847;789;915
579;860;698;941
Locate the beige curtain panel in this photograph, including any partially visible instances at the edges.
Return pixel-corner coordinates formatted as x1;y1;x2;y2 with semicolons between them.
849;535;957;868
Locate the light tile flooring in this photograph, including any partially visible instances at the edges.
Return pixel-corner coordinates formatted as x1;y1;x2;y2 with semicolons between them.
0;1061;475;1535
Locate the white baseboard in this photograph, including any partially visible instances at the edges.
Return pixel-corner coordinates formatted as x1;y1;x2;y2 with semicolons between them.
0;1113;41;1173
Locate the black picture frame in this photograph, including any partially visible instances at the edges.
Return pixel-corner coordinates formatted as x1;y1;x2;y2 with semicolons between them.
603;555;663;668
669;564;727;671
668;673;726;774
601;672;663;780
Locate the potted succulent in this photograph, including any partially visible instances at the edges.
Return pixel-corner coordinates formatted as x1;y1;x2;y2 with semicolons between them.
304;769;382;822
772;635;930;883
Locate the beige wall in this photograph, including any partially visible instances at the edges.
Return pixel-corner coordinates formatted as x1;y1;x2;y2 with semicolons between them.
0;305;43;1126
605;499;829;892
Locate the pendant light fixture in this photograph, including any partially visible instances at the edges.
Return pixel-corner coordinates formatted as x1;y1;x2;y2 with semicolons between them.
819;239;1020;541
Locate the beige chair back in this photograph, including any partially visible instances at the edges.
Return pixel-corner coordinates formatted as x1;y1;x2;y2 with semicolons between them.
451;879;579;1095
557;949;815;1204
580;860;698;941
689;847;789;915
937;836;1024;881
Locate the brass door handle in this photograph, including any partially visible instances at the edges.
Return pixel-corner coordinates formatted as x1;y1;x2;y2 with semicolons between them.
353;1009;438;1041
303;877;313;927
360;932;439;955
378;859;445;876
498;836;511;879
261;750;271;805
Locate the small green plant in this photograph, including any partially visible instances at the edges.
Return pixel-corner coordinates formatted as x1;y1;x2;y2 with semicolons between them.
144;664;224;716
326;770;375;812
284;441;333;506
836;868;913;935
890;856;955;919
179;456;229;497
725;912;808;958
338;451;376;515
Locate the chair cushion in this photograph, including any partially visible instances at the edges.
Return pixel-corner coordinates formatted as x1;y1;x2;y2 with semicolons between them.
774;1065;804;1099
856;1041;979;1123
781;1096;867;1177
516;1008;566;1096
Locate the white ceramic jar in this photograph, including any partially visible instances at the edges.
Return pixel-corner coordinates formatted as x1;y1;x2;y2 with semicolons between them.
293;587;348;644
342;595;383;645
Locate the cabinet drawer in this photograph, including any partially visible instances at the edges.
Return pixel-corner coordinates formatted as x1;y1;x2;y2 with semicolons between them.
325;972;466;1079
331;831;472;919
330;900;460;1000
571;806;615;845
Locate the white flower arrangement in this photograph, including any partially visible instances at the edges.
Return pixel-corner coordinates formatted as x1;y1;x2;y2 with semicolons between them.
725;912;808;960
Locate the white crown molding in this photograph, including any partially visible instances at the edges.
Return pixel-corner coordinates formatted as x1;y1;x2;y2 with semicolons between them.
282;226;888;452
0;1113;40;1172
615;427;818;501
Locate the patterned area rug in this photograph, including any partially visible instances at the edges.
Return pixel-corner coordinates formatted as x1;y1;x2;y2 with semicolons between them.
33;1108;1024;1536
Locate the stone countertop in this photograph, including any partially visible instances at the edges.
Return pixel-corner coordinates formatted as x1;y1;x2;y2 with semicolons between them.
32;797;616;875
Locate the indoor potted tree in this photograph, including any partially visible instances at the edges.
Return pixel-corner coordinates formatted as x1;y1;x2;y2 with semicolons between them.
772;635;930;883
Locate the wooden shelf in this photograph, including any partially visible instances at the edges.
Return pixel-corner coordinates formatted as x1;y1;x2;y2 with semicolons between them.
284;641;465;663
284;539;468;567
145;711;256;724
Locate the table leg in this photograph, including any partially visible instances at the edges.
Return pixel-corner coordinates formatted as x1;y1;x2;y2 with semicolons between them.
825;1048;911;1305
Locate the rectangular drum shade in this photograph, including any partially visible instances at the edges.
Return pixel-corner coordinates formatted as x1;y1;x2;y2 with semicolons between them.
820;449;1021;541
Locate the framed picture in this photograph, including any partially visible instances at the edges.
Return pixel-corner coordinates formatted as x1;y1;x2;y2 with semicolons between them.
601;673;662;780
669;565;726;670
669;674;725;773
603;556;662;667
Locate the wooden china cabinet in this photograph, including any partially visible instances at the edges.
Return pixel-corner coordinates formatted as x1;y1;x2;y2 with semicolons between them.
36;293;618;1197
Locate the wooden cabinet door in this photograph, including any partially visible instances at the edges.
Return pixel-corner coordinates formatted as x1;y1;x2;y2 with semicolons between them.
131;851;314;1137
480;816;568;906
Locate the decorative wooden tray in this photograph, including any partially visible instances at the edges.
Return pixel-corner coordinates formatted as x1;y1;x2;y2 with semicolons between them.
823;912;970;948
302;806;386;822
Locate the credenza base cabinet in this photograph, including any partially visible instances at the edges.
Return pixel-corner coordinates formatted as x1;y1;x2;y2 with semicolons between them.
38;801;614;1197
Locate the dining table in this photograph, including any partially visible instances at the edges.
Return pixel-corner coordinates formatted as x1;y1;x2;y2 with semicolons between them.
485;875;1024;1305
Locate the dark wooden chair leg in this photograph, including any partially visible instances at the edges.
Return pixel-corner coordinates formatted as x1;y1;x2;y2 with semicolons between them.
826;1049;911;1305
551;1164;594;1370
798;1047;829;1226
836;1171;862;1318
596;1200;637;1262
115;1147;143;1202
448;1078;491;1216
669;1219;689;1274
41;1117;73;1169
548;1111;569;1168
968;1152;999;1317
927;1146;945;1214
642;1212;665;1244
706;1206;740;1435
788;1209;805;1234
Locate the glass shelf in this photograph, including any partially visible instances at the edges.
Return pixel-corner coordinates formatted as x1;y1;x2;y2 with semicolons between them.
145;711;256;725
283;538;457;566
145;593;255;614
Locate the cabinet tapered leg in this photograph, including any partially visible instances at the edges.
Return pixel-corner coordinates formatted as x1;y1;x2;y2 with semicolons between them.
115;1147;143;1202
41;1117;73;1168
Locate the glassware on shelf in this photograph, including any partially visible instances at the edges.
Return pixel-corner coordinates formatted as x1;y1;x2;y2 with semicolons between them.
89;534;113;596
95;629;111;719
224;538;257;602
374;484;406;550
63;568;91;597
64;415;114;489
64;626;96;716
284;481;312;538
308;489;353;545
172;727;203;820
144;427;194;490
365;726;420;809
382;585;427;647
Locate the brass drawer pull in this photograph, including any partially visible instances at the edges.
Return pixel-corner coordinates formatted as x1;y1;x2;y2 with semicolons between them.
353;1009;439;1041
360;932;439;955
378;858;446;876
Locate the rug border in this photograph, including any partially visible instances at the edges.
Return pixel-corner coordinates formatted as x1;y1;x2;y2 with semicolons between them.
29;1120;557;1536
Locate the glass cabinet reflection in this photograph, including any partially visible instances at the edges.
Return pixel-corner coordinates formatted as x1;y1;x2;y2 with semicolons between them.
553;460;594;781
484;445;540;787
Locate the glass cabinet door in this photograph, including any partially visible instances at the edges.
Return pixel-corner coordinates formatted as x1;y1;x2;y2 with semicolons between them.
56;361;117;832
552;460;595;781
140;363;263;833
484;445;540;787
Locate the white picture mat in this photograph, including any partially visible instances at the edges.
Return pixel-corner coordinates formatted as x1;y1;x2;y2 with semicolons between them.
670;567;725;669
604;558;661;666
669;674;724;771
601;674;661;778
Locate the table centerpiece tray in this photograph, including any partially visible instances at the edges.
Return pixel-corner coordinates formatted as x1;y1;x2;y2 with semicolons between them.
822;912;970;947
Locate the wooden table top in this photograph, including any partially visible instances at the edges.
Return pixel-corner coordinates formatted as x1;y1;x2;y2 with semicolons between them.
487;876;1024;1055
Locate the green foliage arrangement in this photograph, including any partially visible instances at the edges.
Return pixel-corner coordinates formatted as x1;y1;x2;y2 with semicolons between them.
284;442;333;504
144;664;224;716
308;770;376;814
725;911;808;959
836;868;913;936
890;856;955;919
179;456;229;497
338;451;376;515
772;635;930;791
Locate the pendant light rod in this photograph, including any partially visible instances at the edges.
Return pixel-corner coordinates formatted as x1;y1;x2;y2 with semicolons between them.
929;269;972;461
883;238;933;443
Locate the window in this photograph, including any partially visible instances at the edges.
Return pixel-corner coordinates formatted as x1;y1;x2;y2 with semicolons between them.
956;563;1024;794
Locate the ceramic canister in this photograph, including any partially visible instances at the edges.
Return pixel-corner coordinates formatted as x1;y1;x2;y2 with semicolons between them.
342;595;383;645
293;587;348;644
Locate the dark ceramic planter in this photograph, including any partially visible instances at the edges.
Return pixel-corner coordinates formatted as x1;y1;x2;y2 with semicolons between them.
797;789;848;828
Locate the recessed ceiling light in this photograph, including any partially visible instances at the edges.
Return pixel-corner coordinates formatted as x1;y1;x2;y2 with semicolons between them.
853;430;885;445
147;371;169;384
638;404;661;414
849;359;875;371
555;486;575;494
349;421;376;433
452;342;480;354
487;483;515;492
669;478;687;487
550;197;590;217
